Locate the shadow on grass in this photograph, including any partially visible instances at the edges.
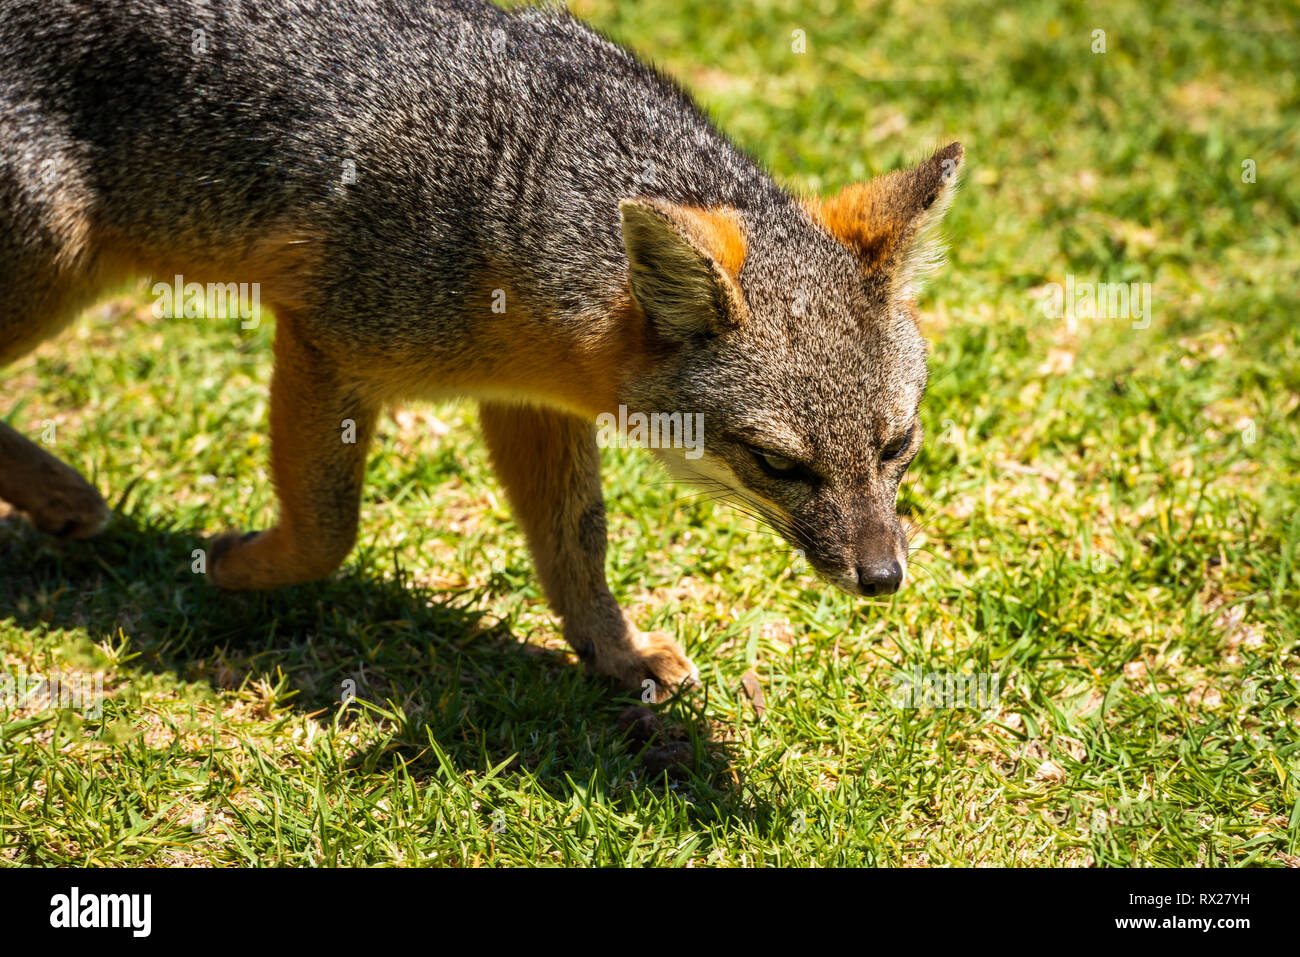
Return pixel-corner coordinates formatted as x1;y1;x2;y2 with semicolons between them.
0;508;769;828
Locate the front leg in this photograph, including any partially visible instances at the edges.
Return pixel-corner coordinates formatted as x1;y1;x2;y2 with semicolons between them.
208;313;377;589
478;401;697;701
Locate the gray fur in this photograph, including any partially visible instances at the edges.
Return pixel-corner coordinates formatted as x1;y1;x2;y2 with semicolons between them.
0;0;961;602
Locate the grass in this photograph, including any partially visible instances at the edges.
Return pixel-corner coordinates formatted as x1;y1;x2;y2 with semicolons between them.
1;0;1297;867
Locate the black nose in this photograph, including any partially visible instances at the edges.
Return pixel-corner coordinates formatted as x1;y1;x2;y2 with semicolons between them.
857;560;902;596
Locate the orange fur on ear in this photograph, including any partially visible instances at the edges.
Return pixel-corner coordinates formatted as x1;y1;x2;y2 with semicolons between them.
619;199;750;339
804;141;963;275
679;205;748;281
803;184;902;271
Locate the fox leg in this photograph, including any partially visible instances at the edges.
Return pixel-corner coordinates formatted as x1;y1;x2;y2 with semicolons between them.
0;422;110;539
208;315;376;589
0;194;110;539
478;401;697;701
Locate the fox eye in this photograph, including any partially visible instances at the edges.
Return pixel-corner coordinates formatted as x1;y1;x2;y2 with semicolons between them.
881;426;914;462
761;452;796;471
751;447;804;479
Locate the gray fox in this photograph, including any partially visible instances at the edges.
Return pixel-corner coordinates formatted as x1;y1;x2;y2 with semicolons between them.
0;0;962;699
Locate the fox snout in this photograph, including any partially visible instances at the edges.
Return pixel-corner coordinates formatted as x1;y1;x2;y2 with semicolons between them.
779;502;910;599
853;516;910;596
815;522;909;598
856;557;904;596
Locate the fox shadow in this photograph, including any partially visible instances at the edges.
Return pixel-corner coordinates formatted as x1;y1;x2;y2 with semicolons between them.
0;508;773;832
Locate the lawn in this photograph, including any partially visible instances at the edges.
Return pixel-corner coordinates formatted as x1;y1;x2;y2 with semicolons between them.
1;0;1297;866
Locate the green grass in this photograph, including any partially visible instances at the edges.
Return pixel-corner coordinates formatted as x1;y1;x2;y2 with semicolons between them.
2;0;1297;866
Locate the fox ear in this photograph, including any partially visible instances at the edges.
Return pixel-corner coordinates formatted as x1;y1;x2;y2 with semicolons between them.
619;199;749;340
805;141;963;295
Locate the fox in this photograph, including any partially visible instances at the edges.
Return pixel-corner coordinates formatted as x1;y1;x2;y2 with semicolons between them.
0;0;962;701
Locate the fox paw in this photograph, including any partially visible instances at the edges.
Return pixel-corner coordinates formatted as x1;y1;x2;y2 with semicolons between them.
587;630;699;703
25;482;110;540
207;527;348;590
207;529;267;590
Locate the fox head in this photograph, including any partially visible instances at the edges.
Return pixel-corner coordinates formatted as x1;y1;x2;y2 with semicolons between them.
619;142;962;597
